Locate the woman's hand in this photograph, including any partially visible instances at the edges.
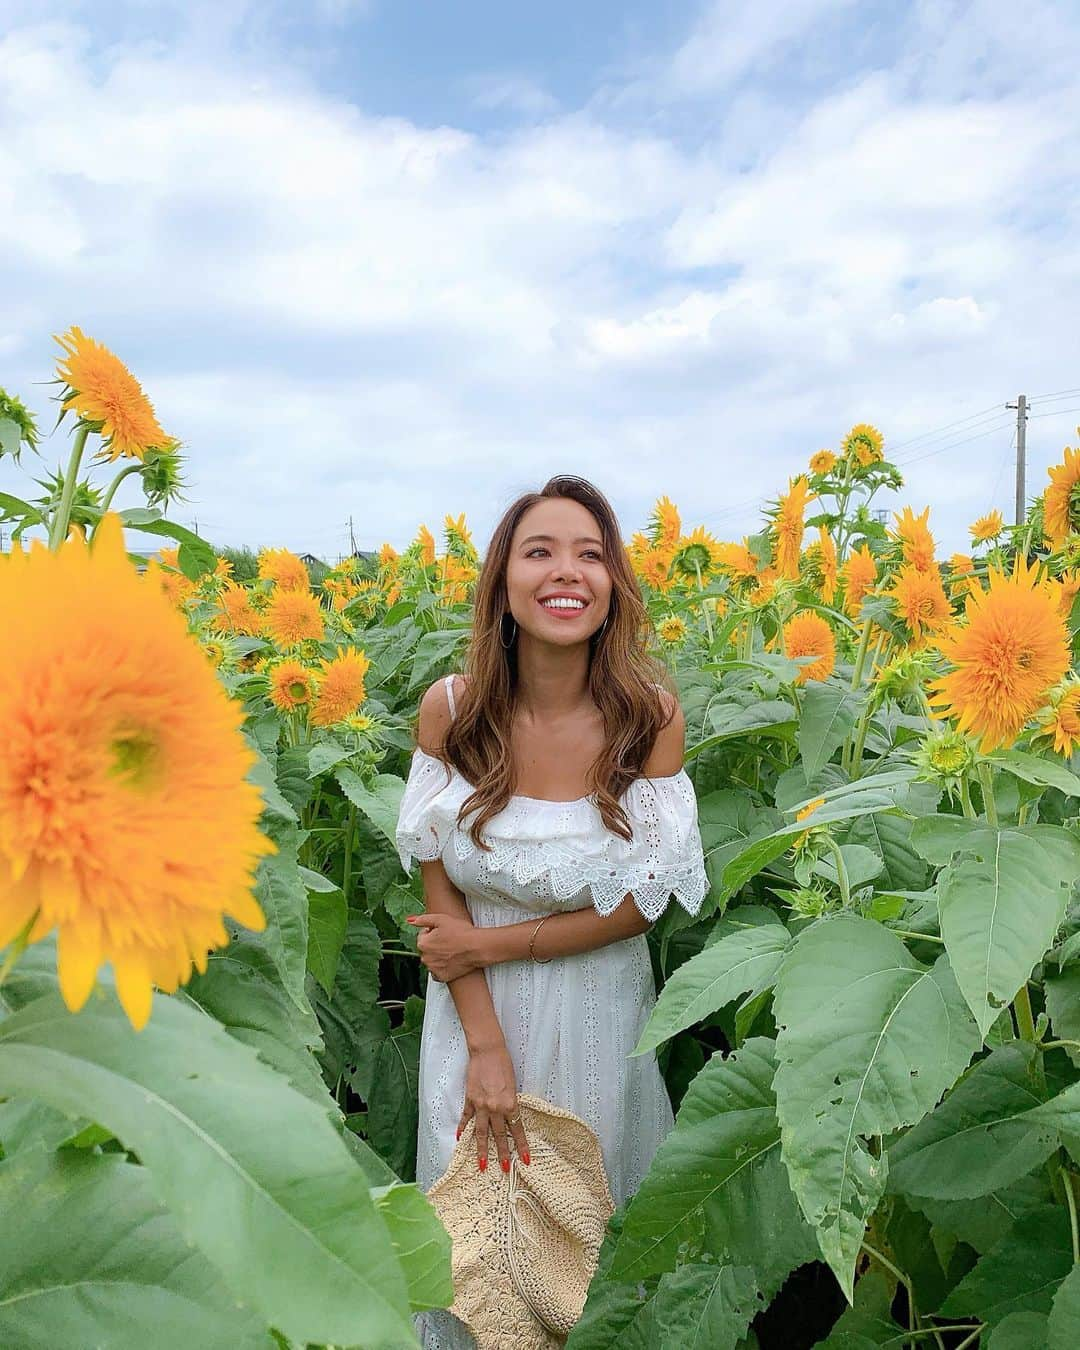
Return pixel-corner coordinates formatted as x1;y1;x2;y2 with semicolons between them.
458;1044;530;1172
406;912;488;983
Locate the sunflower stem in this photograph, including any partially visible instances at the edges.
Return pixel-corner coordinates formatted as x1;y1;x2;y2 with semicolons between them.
1014;983;1038;1043
850;618;873;690
976;760;999;828
0;913;37;989
959;774;976;820
692;559;714;646
48;423;92;548
823;835;851;907
342;803;357;907
96;461;143;521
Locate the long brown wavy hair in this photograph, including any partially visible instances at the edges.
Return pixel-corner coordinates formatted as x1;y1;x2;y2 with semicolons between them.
415;475;674;850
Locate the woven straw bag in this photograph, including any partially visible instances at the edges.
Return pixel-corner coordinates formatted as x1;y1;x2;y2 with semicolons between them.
425;1092;615;1348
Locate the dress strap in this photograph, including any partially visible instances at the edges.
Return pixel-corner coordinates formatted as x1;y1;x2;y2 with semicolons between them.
444;673;457;721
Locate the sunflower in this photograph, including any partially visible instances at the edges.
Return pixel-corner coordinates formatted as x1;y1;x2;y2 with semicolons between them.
842;423;885;466
887;564;951;646
949;553;975;576
310;647;371;727
890;506;936;572
1044;442;1080;550
200;639;227;667
257;547;310;591
378;542;399;569
842;544;878;617
444;512;475;555
269;659;318;713
715;540;760;581
264;588;325;646
658;616;688;644
784;611;836;685
751;566;780;607
1034;680;1080;758
796;796;826;823
1057;570;1080;620
0;514;272;1029
970;510;1004;543
212;582;264;637
815;527;838;604
929;556;1071;752
53;326;170;462
144;555;196;609
772;476;815;580
809;450;837;475
417;525;437;568
638;546;675;591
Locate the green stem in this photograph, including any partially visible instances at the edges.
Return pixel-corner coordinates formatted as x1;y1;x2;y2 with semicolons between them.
850;618;873;690
976;760;999;828
342;803;356;907
1014;983;1038;1043
1041;1039;1080;1052
47;423;92;548
693;559;714;646
0;913;37;989
959;774;976;820
891;929;945;945
1065;1168;1080;1265
847;706;873;779
860;1243;917;1339
823;836;851;907
952;1329;985;1350
96;461;143;519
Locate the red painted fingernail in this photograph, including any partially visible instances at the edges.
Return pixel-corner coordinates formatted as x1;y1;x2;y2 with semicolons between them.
501;1158;510;1173
522;1151;531;1166
478;1157;487;1172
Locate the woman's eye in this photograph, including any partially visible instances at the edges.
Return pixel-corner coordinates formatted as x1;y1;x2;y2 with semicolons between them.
526;548;603;560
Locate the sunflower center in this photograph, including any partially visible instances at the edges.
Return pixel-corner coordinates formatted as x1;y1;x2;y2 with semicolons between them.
288;680;310;702
108;727;160;788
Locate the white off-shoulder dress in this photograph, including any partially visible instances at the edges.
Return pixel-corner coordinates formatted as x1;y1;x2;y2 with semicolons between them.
394;675;708;1350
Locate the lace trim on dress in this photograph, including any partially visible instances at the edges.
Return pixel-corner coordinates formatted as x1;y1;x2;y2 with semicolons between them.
394;748;709;923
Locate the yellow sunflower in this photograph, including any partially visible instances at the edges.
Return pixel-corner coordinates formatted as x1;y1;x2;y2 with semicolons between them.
649;495;682;550
269;659;318;713
1056;570;1080;620
842;423;885;466
0;514;271;1029
53;326;170;462
417;525;437;568
796;796;826;822
264;588;325;646
891;506;936;572
638;546;675;591
816;526;838;604
772;476;815;580
929;556;1071;752
970;510;1004;543
257;547;310;591
784;611;836;685
1044;442;1080;550
144;555;196;609
842;544;878;617
378;541;399;569
212;582;264;638
809;450;837;475
715;540;760;581
1034;681;1080;758
887;564;951;646
658;616;688;644
311;647;371;727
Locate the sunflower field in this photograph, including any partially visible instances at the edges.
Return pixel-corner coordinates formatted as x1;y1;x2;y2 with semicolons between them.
3;334;1080;1348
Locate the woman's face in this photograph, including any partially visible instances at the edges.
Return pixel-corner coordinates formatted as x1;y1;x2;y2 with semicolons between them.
504;497;613;647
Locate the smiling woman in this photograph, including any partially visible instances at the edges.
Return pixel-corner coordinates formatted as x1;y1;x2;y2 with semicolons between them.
394;475;708;1348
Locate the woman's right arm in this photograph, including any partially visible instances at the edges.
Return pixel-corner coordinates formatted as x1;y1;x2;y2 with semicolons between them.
414;679;528;1173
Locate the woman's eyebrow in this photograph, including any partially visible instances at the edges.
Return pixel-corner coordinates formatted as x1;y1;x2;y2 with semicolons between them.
519;534;603;547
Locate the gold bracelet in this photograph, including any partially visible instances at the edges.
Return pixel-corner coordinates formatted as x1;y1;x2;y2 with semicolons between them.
529;914;554;964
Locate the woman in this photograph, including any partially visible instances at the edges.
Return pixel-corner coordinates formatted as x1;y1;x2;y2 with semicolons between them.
394;475;708;1348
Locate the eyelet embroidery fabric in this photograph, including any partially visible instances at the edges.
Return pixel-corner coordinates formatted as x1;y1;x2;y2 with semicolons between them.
400;676;709;1350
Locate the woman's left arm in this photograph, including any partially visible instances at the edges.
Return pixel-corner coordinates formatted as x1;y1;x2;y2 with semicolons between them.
409;690;686;977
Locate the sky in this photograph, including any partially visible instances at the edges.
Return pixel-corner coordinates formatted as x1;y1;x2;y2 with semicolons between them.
1;0;1079;561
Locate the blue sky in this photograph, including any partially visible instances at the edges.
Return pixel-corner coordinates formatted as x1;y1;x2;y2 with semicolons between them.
1;0;1079;559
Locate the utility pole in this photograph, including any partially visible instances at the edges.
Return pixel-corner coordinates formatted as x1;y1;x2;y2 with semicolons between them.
348;515;357;556
1006;394;1028;525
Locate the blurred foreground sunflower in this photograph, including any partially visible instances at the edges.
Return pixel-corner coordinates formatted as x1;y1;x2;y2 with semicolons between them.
0;514;272;1029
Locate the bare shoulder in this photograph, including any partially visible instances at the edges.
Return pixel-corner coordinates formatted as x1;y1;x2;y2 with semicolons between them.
642;685;686;777
416;674;466;755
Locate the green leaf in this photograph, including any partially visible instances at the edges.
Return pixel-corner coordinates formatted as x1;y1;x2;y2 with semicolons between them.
905;1174;1052;1254
367;996;424;1179
308;741;352;779
846;812;929;893
0;1150;275;1349
372;1181;454;1312
1048;1263;1080;1350
817;1269;907;1347
939;1205;1073;1330
306;887;347;996
0;994;416;1346
122;517;217;579
887;1042;1054;1200
622;1264;761;1350
704;700;798;744
336;767;406;851
987;748;1080;798
612;1038;816;1297
989;1311;1052;1348
245;750;300;824
633;925;791;1056
247;818;311;1014
928;823;1080;1036
0;417;21;457
773;916;979;1300
799;684;861;780
0;490;42;525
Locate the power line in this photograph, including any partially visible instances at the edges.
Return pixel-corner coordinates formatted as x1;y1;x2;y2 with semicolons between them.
886;403;1007;455
1029;404;1080;421
1029;388;1080;404
894;416;1014;467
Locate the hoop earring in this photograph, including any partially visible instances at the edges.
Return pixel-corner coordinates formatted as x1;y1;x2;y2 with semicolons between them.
499;613;518;649
592;614;609;642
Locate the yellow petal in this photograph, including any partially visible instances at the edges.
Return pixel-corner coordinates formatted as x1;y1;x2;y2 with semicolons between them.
56;921;101;1013
227;891;266;933
114;956;154;1031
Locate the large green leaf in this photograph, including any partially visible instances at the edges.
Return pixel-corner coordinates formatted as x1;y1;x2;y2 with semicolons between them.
633;924;791;1056
612;1038;816;1297
306;886;347;996
0;1149;275;1349
246;817;311;1014
905;1173;1052;1254
1048;1264;1080;1350
0;994;418;1347
845;812;929;893
336;767;406;850
987;748;1080;798
798;683;861;780
773;916;979;1300
372;1182;454;1313
938;1206;1073;1330
367;995;424;1180
887;1042;1054;1200
816;1270;907;1347
912;821;1080;1036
